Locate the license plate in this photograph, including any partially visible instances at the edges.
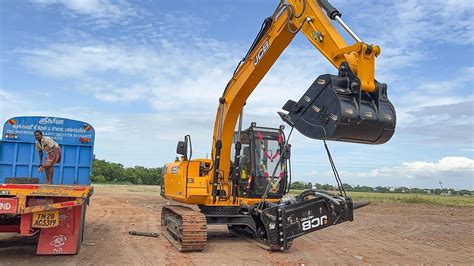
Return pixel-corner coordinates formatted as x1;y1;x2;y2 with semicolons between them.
32;210;59;228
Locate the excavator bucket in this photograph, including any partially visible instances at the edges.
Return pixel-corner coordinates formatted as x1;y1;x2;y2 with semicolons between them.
279;70;396;144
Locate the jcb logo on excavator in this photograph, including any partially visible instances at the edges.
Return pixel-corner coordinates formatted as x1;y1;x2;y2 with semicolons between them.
301;215;328;231
254;39;269;66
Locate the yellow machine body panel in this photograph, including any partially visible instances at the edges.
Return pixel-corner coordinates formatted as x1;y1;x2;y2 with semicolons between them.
162;158;281;206
162;160;210;204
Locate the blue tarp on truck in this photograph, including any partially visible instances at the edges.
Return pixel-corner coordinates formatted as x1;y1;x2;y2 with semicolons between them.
0;116;95;185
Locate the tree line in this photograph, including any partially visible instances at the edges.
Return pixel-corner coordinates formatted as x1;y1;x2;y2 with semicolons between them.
289;181;472;196
91;159;161;185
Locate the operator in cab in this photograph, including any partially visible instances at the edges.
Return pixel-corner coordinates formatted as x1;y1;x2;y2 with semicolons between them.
34;130;61;184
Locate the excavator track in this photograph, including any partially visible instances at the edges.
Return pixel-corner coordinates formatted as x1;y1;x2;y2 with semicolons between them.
161;205;207;252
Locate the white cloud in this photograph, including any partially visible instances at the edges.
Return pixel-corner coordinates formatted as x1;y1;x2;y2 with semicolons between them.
16;38;234;105
29;0;138;27
404;157;474;173
399;100;474;145
387;66;474;147
367;157;474;178
299;156;474;189
0;89;34;123
15;26;334;116
334;156;474;189
19;44;154;78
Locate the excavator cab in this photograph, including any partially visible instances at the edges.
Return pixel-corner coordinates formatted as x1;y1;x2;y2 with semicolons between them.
232;124;289;199
279;63;396;144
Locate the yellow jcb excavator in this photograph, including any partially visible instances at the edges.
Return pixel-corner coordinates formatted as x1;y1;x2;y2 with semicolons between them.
160;0;396;251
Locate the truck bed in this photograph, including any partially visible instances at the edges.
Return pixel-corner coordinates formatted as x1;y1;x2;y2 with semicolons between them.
0;183;93;214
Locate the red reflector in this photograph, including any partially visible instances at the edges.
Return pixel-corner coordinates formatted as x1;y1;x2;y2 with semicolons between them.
79;137;91;143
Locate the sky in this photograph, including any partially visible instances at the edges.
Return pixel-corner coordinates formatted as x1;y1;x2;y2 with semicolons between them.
0;0;473;189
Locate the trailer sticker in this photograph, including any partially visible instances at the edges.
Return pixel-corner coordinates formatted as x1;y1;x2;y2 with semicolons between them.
32;210;59;228
50;235;67;254
2;116;95;143
39;117;65;125
0;198;17;214
0;202;11;210
59;208;73;228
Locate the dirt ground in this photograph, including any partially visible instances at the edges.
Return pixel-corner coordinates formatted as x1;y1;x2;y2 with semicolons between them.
1;185;473;265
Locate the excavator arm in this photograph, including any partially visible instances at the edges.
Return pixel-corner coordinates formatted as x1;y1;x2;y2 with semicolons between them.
211;0;395;198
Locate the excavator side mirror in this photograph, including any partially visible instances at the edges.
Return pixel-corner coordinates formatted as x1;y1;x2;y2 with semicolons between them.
176;141;187;159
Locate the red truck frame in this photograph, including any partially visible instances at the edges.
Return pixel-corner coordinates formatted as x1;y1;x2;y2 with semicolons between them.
0;184;93;255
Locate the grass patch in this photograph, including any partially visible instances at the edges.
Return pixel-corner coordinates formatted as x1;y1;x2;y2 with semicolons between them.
92;185;474;207
348;192;474;207
93;184;162;194
289;190;474;207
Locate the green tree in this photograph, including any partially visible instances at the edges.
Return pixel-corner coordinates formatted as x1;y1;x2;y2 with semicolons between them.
91;174;107;183
91;158;161;185
92;159;125;182
353;185;374;192
290;182;306;190
457;189;471;196
320;184;334;191
342;183;353;191
375;186;389;193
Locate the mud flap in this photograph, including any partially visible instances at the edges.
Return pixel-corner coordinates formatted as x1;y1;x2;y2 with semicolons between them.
36;205;83;255
260;196;353;250
278;63;396;144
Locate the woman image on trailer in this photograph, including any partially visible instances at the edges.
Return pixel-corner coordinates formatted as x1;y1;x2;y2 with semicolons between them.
34;130;62;184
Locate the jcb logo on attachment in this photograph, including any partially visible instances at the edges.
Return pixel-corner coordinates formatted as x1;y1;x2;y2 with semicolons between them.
301;215;328;231
254;39;269;66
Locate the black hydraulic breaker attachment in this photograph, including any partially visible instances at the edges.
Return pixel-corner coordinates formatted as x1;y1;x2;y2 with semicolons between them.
256;191;356;250
278;63;396;144
229;191;370;251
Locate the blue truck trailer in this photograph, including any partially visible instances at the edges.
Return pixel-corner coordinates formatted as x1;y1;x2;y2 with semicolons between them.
0;116;94;255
